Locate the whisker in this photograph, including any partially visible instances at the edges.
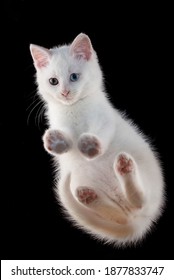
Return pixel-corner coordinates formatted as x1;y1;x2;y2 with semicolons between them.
26;94;40;111
35;101;46;130
25;89;39;100
39;104;47;126
27;99;43;125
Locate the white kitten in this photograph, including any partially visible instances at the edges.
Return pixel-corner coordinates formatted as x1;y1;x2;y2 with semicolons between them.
30;33;165;246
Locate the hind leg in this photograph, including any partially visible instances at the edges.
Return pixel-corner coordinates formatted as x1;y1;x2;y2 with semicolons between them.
77;187;98;205
114;152;144;209
76;186;128;224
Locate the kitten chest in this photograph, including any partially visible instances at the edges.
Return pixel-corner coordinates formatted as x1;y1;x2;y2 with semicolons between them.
48;103;90;137
64;106;89;136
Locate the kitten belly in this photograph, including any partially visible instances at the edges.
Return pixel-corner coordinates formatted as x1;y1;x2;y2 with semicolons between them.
58;153;133;225
59;151;121;196
56;147;164;245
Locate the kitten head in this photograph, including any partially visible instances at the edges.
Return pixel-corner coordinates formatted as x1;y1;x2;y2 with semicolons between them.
30;33;103;105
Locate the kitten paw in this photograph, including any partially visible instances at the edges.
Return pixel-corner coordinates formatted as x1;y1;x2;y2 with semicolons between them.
115;152;135;176
43;129;72;155
78;134;102;159
76;187;98;205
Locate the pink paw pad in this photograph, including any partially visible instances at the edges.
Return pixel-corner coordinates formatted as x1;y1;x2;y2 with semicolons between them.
116;153;134;175
76;187;98;205
78;134;101;159
43;130;71;154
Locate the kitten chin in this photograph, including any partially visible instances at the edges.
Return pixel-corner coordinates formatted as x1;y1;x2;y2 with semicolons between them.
58;95;82;106
30;33;165;246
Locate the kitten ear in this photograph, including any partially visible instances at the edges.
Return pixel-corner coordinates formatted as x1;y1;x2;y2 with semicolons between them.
70;33;93;61
30;44;51;68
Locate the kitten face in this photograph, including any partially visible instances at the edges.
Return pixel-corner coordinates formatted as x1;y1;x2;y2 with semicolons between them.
37;47;91;105
30;34;103;105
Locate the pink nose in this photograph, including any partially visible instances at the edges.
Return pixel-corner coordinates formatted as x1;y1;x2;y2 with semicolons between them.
61;90;70;97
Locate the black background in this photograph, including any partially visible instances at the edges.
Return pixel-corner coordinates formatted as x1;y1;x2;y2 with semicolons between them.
2;0;173;260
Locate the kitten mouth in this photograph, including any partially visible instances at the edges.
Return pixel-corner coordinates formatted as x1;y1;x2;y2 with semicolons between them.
59;92;81;105
62;95;73;101
59;95;76;105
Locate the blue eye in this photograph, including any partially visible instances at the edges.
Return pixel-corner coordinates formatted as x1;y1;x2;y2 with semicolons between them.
70;73;80;82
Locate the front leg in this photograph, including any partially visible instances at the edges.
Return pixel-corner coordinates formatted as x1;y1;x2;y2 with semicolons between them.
78;133;102;160
43;129;73;155
78;120;115;160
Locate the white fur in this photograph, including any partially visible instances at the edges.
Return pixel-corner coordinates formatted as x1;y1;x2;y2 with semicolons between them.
30;34;165;246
